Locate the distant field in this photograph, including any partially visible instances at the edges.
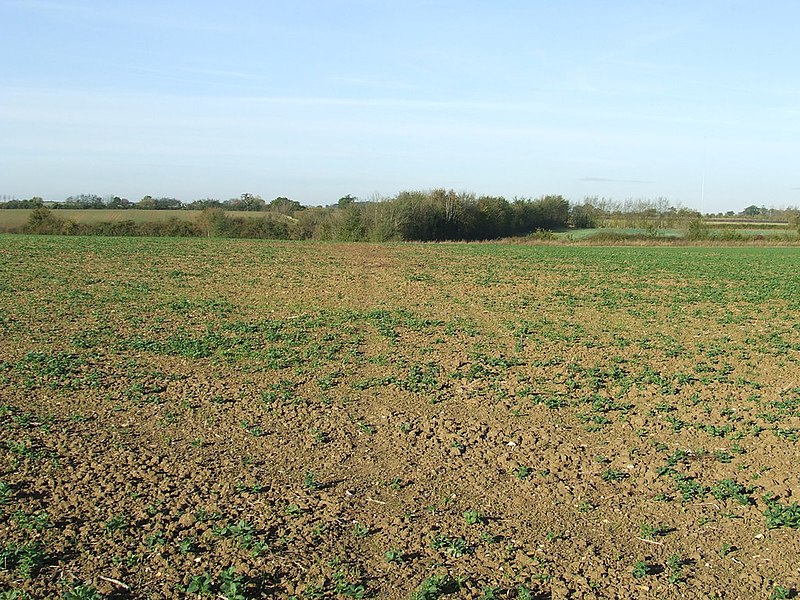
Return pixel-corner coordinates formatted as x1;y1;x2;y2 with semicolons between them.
0;209;281;231
559;227;798;240
556;228;684;240
1;210;797;241
706;219;791;227
733;228;799;238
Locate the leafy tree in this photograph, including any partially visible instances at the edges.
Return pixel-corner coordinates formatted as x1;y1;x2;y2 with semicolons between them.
474;195;511;239
292;208;334;239
105;196;131;209
685;219;710;240
393;191;442;241
361;201;400;241
336;204;367;241
509;198;539;235
391;189;477;241
432;189;471;239
268;197;304;215
137;196;156;209
62;194;104;209
0;197;44;209
742;205;761;217
532;194;570;229
185;198;223;210
198;208;233;237
157;197;182;209
23;208;66;234
571;201;599;228
507;195;569;234
337;195;357;208
136;196;182;210
225;193;266;211
237;214;290;239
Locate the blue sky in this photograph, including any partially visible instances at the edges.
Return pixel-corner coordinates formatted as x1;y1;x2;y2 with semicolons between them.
2;0;799;212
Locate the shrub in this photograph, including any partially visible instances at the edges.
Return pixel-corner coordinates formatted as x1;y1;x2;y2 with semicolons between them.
685;219;710;240
22;208;65;234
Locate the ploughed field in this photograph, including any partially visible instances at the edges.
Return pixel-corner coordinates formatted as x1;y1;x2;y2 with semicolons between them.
1;236;799;599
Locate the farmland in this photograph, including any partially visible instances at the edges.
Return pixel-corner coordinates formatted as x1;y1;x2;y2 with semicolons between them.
1;236;799;598
1;206;798;242
0;210;282;232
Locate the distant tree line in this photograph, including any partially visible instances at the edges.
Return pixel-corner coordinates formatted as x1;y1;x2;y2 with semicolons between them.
732;204;800;221
0;193;306;213
326;191;571;242
12;191;571;241
0;197;45;209
5;189;800;241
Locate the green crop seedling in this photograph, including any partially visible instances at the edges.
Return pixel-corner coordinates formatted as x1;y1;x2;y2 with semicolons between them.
0;239;798;597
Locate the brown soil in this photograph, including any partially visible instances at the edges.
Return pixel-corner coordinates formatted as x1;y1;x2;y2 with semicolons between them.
0;238;798;599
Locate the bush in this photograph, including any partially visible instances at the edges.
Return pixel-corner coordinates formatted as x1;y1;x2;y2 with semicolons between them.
585;231;651;243
685;219;710;240
527;229;556;241
139;217;201;237
23;208;65;234
236;215;290;239
91;220;139;236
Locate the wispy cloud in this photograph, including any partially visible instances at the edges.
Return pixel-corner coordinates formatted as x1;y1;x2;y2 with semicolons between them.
254;96;522;111
3;0;84;11
128;65;270;88
329;75;419;92
3;86;530;120
580;177;651;184
3;0;234;32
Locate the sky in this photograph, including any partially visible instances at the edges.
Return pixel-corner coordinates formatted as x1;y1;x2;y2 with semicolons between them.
2;0;799;212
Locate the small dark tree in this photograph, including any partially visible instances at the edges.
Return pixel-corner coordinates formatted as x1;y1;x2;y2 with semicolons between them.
742;205;761;217
63;194;104;209
474;196;512;239
0;197;44;209
685;219;710;240
268;197;304;215
24;208;65;234
105;196;131;209
226;193;266;211
135;196;182;209
137;196;156;209
186;198;223;210
198;208;233;237
336;204;366;241
571;202;598;228
533;195;570;229
337;195;357;208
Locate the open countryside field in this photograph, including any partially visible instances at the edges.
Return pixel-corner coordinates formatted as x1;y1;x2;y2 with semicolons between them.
0;210;284;232
1;209;799;241
553;227;798;242
0;210;201;230
1;236;799;599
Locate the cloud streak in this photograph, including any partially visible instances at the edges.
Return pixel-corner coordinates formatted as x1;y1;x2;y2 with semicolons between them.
580;177;652;184
3;0;235;32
